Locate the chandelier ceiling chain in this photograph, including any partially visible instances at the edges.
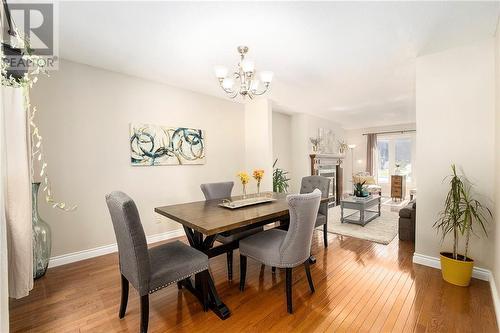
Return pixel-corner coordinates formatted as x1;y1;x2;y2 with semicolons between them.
214;45;274;99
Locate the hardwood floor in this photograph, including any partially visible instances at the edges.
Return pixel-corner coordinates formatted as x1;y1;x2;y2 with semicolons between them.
9;231;498;332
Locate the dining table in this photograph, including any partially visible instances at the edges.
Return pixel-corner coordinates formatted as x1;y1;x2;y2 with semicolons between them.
154;192;331;320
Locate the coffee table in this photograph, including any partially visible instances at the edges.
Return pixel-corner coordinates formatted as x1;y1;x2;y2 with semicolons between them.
340;195;381;226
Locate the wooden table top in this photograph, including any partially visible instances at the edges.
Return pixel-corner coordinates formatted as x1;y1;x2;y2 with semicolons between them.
155;192;330;235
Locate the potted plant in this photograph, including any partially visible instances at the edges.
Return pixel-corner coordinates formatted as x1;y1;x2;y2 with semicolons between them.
433;165;491;287
353;180;368;197
272;159;290;193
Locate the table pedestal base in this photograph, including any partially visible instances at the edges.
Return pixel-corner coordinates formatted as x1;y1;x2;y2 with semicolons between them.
183;226;231;320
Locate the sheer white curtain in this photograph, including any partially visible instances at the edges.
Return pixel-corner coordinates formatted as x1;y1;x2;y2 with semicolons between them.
0;83;10;333
3;86;33;301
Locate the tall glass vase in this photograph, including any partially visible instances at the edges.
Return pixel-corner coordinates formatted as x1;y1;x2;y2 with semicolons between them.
242;183;247;199
32;182;51;279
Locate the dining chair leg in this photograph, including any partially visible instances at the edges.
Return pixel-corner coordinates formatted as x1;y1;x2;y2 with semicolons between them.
239;254;247;291
227;250;233;281
304;260;315;293
323;223;328;248
177;280;183;290
272;266;276;273
119;274;129;319
201;270;209;311
140;294;149;333
285;267;293;314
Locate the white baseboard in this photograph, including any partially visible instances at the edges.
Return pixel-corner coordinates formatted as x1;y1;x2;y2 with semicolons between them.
412;252;490;280
413;252;499;325
49;229;185;268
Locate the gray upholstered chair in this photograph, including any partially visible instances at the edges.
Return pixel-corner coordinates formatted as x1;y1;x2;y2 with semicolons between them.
300;175;331;248
106;191;210;333
200;181;263;280
239;189;322;313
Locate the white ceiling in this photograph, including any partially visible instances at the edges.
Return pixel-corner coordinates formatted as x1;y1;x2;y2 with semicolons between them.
58;1;500;129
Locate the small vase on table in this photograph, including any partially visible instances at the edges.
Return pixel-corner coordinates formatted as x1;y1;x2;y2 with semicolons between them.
252;169;265;198
237;172;250;199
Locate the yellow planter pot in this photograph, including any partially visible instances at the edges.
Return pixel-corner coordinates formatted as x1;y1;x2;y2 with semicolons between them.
440;252;474;287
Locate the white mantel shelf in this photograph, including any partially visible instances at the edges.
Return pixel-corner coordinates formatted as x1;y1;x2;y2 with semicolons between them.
310;153;345;159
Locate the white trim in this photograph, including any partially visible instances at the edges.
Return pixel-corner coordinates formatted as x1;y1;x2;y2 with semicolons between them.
412;252;490;281
490;273;500;328
413;252;500;325
48;229;185;268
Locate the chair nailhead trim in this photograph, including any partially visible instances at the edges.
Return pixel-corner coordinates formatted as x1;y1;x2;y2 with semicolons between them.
148;265;209;294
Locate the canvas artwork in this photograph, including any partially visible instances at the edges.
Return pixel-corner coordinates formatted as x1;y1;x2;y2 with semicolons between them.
130;123;206;166
318;128;335;154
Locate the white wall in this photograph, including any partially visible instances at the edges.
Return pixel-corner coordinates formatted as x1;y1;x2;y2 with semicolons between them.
31;60;245;257
243;99;273;192
415;38;496;269
494;20;500;305
272;111;292;179
290;113;345;193
343;123;416;193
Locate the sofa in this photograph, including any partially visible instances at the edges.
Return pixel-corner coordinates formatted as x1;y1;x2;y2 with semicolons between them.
352;172;382;196
398;200;416;241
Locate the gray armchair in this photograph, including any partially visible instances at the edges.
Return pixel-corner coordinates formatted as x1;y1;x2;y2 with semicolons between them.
300;176;331;248
200;181;264;280
239;189;322;313
106;191;209;333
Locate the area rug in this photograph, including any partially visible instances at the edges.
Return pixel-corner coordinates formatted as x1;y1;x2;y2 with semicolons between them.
326;205;399;244
381;197;409;208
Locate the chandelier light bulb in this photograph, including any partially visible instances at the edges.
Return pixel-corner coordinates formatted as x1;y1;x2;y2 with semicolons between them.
222;78;234;90
260;71;274;83
250;79;260;91
214;66;228;79
241;59;255;73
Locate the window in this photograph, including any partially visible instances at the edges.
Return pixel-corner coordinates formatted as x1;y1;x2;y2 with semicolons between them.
377;139;389;183
376;133;416;188
395;138;412;181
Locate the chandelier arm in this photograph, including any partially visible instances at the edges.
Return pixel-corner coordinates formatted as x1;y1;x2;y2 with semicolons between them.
251;84;270;96
219;85;235;94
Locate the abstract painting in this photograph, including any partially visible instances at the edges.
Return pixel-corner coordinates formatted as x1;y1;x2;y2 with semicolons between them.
130;123;206;166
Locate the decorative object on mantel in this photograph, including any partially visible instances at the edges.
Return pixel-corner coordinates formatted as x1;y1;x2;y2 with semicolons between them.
130;124;205;166
272;159;290;193
252;169;264;195
237;172;250;198
214;45;274;99
318;128;335;153
309;137;321;153
433;164;491;287
1;26;76;212
337;139;349;155
32;182;51;279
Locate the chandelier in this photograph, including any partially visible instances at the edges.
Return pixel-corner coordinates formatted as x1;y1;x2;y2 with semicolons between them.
214;46;274;99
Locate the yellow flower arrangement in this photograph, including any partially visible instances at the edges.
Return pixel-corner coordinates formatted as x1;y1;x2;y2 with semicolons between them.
237;172;250;185
252;169;265;183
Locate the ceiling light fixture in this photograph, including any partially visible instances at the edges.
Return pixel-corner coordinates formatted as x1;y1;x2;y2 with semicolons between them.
214;45;273;99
